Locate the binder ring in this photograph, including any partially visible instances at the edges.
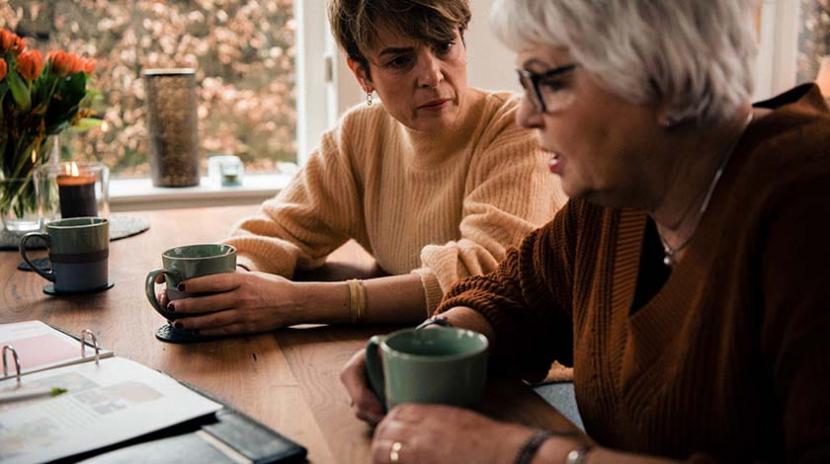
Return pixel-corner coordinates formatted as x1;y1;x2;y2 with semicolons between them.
2;345;21;382
80;329;101;365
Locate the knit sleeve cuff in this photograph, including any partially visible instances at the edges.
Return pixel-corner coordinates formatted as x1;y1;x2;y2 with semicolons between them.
437;283;557;380
412;268;445;318
222;237;298;277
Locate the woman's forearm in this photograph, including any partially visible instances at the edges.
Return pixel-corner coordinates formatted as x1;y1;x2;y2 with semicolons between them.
441;306;496;342
293;274;427;325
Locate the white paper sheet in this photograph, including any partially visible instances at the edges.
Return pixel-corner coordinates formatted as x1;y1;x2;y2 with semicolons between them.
0;357;222;464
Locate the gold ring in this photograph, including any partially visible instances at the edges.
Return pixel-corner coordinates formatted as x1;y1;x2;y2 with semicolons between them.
390;441;402;463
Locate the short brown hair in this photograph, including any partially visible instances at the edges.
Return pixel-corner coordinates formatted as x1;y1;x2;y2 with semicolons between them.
328;0;471;73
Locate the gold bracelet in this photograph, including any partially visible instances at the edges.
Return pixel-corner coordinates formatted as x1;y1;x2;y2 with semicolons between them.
347;279;366;325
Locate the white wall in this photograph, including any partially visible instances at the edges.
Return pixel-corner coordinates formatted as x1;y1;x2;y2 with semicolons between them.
463;0;521;93
332;0;518;116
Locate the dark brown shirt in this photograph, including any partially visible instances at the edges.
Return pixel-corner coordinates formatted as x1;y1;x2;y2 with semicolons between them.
438;84;830;463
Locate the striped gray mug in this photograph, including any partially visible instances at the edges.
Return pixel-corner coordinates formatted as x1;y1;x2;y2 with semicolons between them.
19;217;109;293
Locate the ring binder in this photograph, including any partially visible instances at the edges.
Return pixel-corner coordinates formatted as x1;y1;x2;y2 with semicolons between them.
80;329;101;365
0;321;307;464
2;345;21;382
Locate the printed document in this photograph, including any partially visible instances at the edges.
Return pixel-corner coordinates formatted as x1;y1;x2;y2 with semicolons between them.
0;357;222;464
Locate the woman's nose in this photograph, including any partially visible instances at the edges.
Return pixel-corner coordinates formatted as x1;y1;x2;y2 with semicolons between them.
516;94;543;129
416;50;443;88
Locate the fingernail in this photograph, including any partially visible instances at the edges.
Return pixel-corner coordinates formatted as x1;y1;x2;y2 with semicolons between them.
166;302;175;312
173;321;183;329
177;283;185;291
191;329;200;335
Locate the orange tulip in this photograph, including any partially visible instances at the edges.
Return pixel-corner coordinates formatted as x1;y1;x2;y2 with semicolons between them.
0;58;7;80
48;50;77;76
47;51;96;76
16;50;44;81
0;29;25;55
81;57;96;74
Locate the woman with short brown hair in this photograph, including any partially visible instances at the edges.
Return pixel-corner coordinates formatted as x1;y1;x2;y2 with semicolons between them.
163;0;564;335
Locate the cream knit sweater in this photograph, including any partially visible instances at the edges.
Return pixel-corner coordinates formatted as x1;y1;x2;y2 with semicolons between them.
224;89;564;314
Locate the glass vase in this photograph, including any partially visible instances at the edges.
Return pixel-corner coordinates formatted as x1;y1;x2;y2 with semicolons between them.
0;137;58;233
0;177;42;232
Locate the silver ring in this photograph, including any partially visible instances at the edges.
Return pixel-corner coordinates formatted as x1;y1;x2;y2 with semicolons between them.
390;441;402;463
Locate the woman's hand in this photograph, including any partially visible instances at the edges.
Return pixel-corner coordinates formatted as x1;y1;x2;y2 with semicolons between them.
166;271;305;335
341;349;385;425
371;404;534;464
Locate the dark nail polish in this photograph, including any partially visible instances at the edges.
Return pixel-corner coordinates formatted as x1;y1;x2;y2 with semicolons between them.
177;283;185;291
166;302;175;312
191;329;200;336
174;321;183;329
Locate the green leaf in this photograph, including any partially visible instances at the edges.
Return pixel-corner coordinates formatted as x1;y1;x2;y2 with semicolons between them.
7;69;31;112
32;65;60;113
71;117;103;131
45;73;88;130
0;83;7;120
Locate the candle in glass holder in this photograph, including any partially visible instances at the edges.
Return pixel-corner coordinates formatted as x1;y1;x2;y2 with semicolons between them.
57;163;98;218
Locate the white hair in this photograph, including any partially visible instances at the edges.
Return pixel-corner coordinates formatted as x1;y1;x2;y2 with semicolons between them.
491;0;758;124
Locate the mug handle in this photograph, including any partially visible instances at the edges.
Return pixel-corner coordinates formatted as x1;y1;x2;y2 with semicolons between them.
19;232;55;282
145;269;179;318
364;335;387;411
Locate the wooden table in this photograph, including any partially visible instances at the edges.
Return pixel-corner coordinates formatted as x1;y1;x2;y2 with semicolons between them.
0;205;579;463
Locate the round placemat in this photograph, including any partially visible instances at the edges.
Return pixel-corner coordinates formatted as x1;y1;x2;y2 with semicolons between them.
2;214;151;251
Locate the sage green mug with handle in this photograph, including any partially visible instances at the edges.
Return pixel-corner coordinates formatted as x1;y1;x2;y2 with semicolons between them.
365;326;489;411
144;243;237;320
19;217;111;295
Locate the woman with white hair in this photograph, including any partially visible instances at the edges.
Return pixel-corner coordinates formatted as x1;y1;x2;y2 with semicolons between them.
340;0;830;462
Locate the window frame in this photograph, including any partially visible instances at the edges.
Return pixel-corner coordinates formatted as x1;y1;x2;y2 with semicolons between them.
111;1;333;211
112;0;807;210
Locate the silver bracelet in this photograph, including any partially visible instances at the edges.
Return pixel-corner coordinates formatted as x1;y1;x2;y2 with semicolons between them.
415;315;452;330
565;445;591;464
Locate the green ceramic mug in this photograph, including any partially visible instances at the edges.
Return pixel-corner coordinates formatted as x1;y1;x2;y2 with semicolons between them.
144;243;237;320
365;327;489;410
19;217;110;294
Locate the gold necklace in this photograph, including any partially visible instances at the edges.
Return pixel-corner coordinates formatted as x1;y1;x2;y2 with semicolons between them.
659;111;753;267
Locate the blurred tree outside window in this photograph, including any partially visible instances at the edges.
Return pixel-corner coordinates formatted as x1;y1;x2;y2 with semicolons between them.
1;0;296;178
798;0;830;83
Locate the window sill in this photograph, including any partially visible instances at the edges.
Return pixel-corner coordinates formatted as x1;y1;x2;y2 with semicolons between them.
110;173;291;211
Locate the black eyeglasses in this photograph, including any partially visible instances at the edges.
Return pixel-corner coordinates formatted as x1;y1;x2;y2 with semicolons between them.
516;64;578;113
